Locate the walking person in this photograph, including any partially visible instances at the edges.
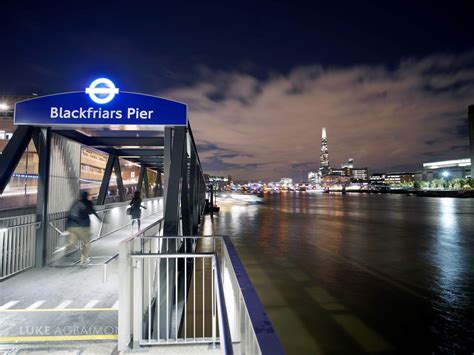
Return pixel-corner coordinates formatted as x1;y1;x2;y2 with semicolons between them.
65;191;102;265
129;190;147;231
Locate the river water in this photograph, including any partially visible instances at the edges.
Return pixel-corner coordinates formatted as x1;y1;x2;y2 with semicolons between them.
202;193;474;354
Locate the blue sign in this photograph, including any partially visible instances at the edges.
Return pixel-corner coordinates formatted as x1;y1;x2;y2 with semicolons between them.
14;78;187;127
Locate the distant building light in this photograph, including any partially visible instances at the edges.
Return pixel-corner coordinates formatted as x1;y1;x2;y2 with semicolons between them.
0;103;8;110
423;158;471;169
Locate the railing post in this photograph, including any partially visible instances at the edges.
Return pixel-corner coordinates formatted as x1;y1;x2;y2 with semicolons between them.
118;239;131;351
132;255;143;348
212;256;217;347
35;127;51;268
0;228;5;279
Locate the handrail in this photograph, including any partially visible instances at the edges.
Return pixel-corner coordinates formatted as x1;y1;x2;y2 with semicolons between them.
49;210;163;238
131;252;213;258
0;197;161;223
0;221;41;231
0;214;36;222
222;236;284;354
214;253;234;355
123;217;164;243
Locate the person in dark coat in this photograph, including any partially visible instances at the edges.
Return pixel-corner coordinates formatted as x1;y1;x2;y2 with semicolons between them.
130;191;147;231
65;191;101;265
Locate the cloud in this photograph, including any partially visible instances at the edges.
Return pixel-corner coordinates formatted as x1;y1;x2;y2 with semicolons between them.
160;52;474;180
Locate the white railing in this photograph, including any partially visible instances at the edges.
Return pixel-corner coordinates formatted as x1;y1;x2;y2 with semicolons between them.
0;197;164;279
0;214;38;280
119;233;283;354
119;233;232;353
47;197;163;262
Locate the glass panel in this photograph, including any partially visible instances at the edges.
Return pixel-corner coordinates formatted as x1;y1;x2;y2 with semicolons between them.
119;158;141;200
0;141;38;209
80;146;107;201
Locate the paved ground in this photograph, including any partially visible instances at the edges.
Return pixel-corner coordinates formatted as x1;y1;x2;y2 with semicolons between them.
0;341;221;354
0;213;161;345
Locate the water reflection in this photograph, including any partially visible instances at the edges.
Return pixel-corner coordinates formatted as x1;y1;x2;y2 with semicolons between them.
206;193;474;354
429;198;470;351
432;198;463;295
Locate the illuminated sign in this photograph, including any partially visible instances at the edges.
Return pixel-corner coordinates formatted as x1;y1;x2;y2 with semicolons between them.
85;78;119;104
14;78;187;127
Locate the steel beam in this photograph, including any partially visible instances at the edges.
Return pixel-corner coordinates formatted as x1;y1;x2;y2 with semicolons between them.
181;147;191;236
93;136;164;147
113;157;126;202
189;147;198;234
163;127;186;236
0;126;35;194
155;172;163;197
35;128;51;267
55;130;164;147
114;148;164;157
143;169;150;198
163;127;172;208
160;127;184;339
137;165;146;193
97;155;115;205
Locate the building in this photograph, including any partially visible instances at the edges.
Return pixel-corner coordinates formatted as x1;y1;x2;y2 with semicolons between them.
307;171;319;184
280;178;293;185
384;173;415;185
321;174;350;186
370;172;414;186
352;168;369;181
319;127;331;176
205;174;230;191
341;158;354;169
370;173;385;183
419;106;473;182
422;158;471;181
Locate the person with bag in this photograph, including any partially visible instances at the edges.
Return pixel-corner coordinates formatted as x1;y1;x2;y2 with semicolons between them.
129;190;147;231
65;191;102;265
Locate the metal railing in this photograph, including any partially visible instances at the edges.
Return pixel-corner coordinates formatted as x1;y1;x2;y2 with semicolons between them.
0;197;163;279
47;197;163;262
119;232;283;354
0;214;38;280
131;252;232;351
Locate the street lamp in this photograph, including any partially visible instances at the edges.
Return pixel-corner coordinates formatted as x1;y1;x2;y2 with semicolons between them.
0;103;8;111
442;171;450;190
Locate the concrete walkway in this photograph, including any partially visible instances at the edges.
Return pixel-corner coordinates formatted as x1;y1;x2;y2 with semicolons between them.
0;212;162;345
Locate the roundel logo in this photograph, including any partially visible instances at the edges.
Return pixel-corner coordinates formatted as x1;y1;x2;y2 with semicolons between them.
85;78;119;104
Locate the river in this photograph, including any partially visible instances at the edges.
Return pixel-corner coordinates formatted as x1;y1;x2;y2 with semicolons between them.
202;192;474;354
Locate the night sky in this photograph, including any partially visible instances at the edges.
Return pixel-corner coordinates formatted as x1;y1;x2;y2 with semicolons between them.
3;1;474;180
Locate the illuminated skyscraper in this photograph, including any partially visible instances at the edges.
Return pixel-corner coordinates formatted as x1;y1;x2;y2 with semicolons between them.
319;127;330;175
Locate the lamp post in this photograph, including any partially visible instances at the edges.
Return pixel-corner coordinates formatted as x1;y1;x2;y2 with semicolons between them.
442;171;450;190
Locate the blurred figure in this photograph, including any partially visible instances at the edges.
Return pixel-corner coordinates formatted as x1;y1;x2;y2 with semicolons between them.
65;191;101;265
130;190;147;231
